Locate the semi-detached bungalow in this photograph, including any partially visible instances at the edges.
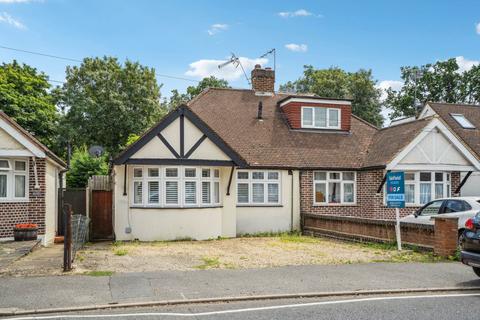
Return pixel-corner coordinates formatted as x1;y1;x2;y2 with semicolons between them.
112;65;480;241
0;111;67;245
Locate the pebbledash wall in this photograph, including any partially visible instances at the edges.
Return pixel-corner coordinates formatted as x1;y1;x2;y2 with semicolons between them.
300;169;461;219
0;158;46;239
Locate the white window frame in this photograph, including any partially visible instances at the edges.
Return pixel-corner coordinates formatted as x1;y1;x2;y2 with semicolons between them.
385;171;451;206
236;170;281;206
301;107;341;129
130;166;221;208
451;113;475;129
0;158;29;202
313;171;356;205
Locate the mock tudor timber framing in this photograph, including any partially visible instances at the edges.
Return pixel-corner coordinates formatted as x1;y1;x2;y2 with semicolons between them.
113;105;246;166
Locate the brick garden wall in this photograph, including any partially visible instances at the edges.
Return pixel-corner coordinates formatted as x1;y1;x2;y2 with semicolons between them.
0;158;46;238
300;169;461;220
304;214;435;249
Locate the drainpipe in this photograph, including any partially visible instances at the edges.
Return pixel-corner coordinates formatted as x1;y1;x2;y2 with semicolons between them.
289;170;294;232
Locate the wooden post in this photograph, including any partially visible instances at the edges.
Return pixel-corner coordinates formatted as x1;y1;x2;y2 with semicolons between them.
63;204;73;272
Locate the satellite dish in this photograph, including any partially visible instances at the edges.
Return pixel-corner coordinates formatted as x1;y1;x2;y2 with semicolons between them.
88;145;104;158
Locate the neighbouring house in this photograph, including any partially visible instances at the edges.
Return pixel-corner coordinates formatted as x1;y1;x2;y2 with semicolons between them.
112;65;480;241
418;103;480;197
0;111;67;245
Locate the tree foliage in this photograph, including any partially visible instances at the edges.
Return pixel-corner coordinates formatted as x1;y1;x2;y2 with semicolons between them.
385;58;480;119
56;56;167;155
280;66;383;127
164;76;229;109
0;60;58;148
66;147;108;188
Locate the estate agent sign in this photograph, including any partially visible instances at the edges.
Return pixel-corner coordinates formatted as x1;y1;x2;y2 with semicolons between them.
386;172;405;208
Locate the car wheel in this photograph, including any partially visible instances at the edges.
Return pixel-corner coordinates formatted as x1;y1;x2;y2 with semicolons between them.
458;229;465;246
473;267;480;277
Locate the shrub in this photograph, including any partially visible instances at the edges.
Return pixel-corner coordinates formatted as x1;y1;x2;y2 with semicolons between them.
66;147;108;188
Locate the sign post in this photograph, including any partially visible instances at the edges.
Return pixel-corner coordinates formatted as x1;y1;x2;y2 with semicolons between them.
386;172;405;251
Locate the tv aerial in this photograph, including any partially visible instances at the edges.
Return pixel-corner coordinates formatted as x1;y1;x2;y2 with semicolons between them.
88;145;104;158
259;48;276;71
218;53;250;85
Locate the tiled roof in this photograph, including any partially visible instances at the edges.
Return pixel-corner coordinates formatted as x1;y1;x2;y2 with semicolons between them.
188;88;377;169
362;117;432;168
428;102;480;159
0;110;67;168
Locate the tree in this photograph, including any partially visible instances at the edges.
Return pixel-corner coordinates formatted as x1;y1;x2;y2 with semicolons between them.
280;66;383;127
0;60;58;148
385;58;480;119
164;76;229;109
66;147;108;188
56;56;167;155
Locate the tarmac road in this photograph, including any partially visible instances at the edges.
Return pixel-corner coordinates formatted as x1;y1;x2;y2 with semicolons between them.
3;292;480;320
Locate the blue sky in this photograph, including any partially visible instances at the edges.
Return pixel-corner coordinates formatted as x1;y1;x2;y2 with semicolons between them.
1;0;480;102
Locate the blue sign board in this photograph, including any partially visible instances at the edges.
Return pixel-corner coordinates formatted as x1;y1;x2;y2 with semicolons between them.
386;172;405;208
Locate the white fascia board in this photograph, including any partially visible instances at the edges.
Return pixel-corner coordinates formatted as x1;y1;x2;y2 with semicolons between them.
387;118;480;171
0;149;34;157
393;164;476;172
0;118;45;158
279;97;352;107
418;103;436;119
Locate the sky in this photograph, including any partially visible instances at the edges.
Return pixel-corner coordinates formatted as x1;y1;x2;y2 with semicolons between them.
1;0;480;118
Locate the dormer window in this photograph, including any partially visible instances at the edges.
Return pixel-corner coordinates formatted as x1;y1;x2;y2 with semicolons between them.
301;107;341;129
451;113;475;129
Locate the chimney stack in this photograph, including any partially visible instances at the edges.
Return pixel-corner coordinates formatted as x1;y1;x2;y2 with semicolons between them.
251;64;275;93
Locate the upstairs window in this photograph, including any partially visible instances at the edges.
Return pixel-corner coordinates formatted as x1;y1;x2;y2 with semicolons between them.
301;107;341;129
451;113;475;129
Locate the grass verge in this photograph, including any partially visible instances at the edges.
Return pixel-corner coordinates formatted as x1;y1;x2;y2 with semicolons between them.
84;270;114;277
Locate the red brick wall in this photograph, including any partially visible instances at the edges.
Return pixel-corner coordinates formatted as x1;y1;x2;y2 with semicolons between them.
281;102;351;131
300;169;461;220
0;158;46;238
304;214;435;249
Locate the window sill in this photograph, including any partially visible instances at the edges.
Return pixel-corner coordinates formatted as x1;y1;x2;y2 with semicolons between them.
236;204;283;208
0;199;29;203
130;205;223;209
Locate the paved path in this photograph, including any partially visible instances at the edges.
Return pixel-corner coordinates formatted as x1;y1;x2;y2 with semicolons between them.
0;262;479;311
0;240;40;271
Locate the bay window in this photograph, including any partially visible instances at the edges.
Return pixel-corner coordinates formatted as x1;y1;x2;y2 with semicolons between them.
313;171;356;205
391;171;450;206
301;107;341;129
131;166;220;207
0;159;28;201
236;170;281;205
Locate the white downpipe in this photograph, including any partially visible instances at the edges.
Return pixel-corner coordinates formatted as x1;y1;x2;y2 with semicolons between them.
32;157;40;189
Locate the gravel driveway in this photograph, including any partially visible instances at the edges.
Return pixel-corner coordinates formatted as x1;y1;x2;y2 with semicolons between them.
74;234;439;274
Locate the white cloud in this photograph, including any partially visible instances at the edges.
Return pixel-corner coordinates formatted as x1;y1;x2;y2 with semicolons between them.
455;56;479;73
0;12;26;29
376;80;403;102
278;9;313;18
476;22;480;35
207;23;228;36
285;43;308;52
185;57;268;81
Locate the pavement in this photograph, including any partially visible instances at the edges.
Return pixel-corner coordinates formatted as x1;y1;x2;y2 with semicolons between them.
0;240;40;271
0;262;480;312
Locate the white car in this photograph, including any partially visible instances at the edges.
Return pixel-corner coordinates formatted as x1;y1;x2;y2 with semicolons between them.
401;197;480;241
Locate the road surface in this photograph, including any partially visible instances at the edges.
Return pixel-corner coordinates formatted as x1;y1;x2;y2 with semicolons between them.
4;292;480;320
